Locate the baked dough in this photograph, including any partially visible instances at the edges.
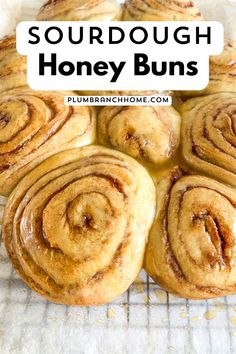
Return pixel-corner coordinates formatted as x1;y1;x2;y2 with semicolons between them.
0;88;96;197
98;106;181;164
181;92;236;187
123;0;202;21
145;166;236;299
37;0;123;21
181;40;236;97
0;35;27;93
3;146;156;305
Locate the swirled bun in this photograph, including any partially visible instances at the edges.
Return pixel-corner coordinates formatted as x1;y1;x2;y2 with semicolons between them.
3;146;156;305
181;40;236;97
37;0;123;21
0;88;96;196
181;92;236;187
145;166;236;299
123;0;202;21
0;35;27;93
98;106;181;164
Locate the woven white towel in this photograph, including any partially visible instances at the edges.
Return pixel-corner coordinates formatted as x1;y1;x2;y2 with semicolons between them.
0;0;22;38
0;0;45;39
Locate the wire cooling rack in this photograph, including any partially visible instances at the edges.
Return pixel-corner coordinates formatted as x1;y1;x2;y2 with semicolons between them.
1;1;236;353
1;233;236;354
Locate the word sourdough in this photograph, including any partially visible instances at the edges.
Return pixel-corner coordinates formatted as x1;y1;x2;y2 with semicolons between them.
16;21;224;91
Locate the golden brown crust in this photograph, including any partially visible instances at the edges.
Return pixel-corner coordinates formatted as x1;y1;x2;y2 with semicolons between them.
145;166;236;299
123;0;202;21
98;106;181;164
2;146;156;305
181;92;236;187
0;88;96;197
0;35;27;93
37;0;123;21
181;40;236;97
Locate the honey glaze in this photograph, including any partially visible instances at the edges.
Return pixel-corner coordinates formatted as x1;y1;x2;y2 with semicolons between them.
118;104;236;188
140;145;188;181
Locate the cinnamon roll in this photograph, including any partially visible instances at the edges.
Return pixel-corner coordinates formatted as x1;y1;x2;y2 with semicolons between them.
37;0;123;21
3;146;156;305
0;35;27;93
145;166;236;299
181;93;236;187
98;106;181;164
123;0;202;21
181;40;236;97
0;88;96;197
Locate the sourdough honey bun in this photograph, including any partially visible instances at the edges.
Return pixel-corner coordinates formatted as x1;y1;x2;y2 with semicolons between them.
98;106;181;164
37;0;123;21
2;146;156;305
200;40;236;95
181;40;236;97
145;166;236;299
0;35;27;93
181;93;236;187
0;88;96;197
123;0;202;21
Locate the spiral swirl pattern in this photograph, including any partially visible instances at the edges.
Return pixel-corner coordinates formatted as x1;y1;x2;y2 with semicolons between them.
181;40;236;97
3;146;156;305
37;0;123;21
145;166;236;299
0;35;27;93
0;88;96;197
123;0;202;21
204;40;236;95
181;93;236;187
98;106;181;164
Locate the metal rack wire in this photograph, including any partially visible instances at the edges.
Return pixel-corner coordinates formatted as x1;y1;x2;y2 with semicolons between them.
1;1;236;352
1;234;236;354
